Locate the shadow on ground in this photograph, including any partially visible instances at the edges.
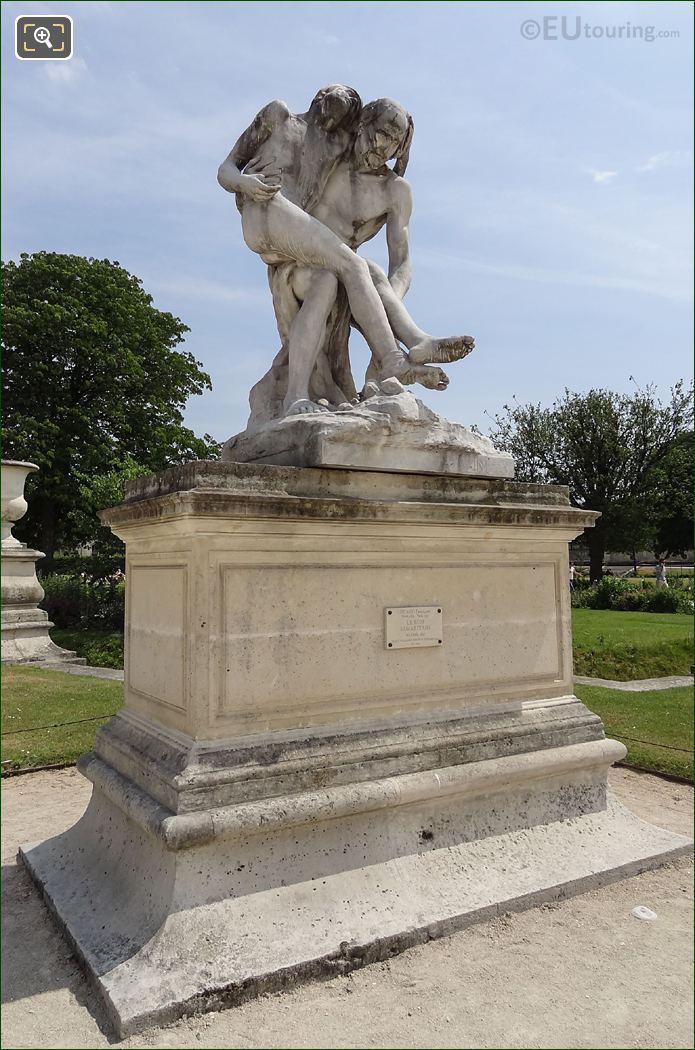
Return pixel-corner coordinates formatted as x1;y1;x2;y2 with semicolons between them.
1;857;117;1041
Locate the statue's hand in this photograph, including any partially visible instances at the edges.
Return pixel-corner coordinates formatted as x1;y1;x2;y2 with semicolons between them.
240;174;280;202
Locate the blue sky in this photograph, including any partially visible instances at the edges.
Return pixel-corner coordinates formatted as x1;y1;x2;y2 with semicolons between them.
2;0;693;443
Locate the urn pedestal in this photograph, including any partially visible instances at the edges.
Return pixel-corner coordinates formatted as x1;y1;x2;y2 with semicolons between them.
20;461;690;1037
1;460;81;664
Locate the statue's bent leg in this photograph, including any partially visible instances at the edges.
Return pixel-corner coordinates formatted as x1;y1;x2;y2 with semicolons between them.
242;196;403;370
283;269;339;416
366;261;475;367
366;261;427;348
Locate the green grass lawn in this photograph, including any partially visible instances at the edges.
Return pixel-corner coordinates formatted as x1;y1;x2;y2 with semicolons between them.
1;664;122;770
572;609;693;679
576;683;693;780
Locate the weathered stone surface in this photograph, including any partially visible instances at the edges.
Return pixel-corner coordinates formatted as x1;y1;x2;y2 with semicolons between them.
20;463;690;1037
89;695;605;814
222;391;515;477
21;754;690;1039
99;462;595;741
121;459;569;509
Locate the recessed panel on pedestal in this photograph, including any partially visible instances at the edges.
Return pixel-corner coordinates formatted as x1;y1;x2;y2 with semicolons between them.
216;558;564;732
128;564;187;711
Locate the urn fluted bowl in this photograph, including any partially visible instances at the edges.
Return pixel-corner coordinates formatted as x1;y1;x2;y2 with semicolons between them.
1;460;38;548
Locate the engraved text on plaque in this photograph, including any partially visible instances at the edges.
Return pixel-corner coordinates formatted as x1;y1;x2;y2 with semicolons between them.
385;606;443;650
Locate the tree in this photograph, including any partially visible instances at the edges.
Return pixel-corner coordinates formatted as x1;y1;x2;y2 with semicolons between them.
650;431;694;558
2;252;219;566
489;384;693;581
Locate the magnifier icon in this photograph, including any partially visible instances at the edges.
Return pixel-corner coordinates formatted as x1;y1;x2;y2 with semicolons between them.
33;26;53;48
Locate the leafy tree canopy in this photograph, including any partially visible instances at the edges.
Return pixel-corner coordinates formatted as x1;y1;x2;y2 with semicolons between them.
2;252;219;563
489;383;693;579
650;430;694;559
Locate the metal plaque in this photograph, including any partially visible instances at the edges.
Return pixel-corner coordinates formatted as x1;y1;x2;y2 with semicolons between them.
385;606;443;650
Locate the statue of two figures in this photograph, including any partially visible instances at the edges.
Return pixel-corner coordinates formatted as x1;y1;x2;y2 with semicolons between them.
218;85;477;445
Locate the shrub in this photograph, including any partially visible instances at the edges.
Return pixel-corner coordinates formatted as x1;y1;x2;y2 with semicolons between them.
51;548;124;581
592;577;631;609
643;587;693;614
51;629;124;669
40;574;125;629
570;586;594;609
571;575;694;613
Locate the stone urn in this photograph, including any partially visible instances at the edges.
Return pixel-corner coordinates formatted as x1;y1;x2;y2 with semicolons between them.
1;459;81;664
1;460;38;549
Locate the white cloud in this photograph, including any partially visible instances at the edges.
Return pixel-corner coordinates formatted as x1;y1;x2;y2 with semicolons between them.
418;236;692;304
638;150;693;173
43;57;87;84
416;175;692;306
589;169;618;185
147;276;268;307
307;28;340;46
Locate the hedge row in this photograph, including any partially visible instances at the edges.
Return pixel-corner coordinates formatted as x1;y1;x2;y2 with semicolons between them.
40;574;125;629
571;575;694;613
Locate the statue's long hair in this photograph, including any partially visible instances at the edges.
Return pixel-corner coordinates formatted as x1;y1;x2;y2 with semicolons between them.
309;84;362;133
358;98;414;176
298;84;362;213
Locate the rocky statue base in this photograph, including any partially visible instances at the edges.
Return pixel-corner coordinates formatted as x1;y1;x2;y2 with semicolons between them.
223;390;515;477
21;462;690;1038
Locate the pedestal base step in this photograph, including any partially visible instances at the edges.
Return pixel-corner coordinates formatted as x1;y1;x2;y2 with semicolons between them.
20;793;689;1039
2;614;85;664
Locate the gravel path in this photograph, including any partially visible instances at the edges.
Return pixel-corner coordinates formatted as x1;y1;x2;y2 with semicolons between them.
575;674;693;691
28;665;695;691
33;662;124;681
1;766;692;1049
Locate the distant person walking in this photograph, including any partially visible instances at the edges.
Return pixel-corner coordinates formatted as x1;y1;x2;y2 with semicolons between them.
569;561;576;591
656;559;669;588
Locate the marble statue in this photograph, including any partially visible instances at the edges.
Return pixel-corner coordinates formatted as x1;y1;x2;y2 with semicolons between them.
18;88;684;1041
217;88;474;414
218;87;510;477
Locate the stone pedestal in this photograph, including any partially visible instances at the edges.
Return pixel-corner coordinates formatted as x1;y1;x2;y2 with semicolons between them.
1;460;81;664
20;461;690;1037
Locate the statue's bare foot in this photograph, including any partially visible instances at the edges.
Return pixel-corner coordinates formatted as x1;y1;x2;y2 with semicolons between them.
381;364;449;391
377;347;449;392
409;335;475;366
411;365;449;391
283;398;329;417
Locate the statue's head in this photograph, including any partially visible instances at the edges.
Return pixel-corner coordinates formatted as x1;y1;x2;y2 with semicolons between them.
309;84;362;133
353;98;413;175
